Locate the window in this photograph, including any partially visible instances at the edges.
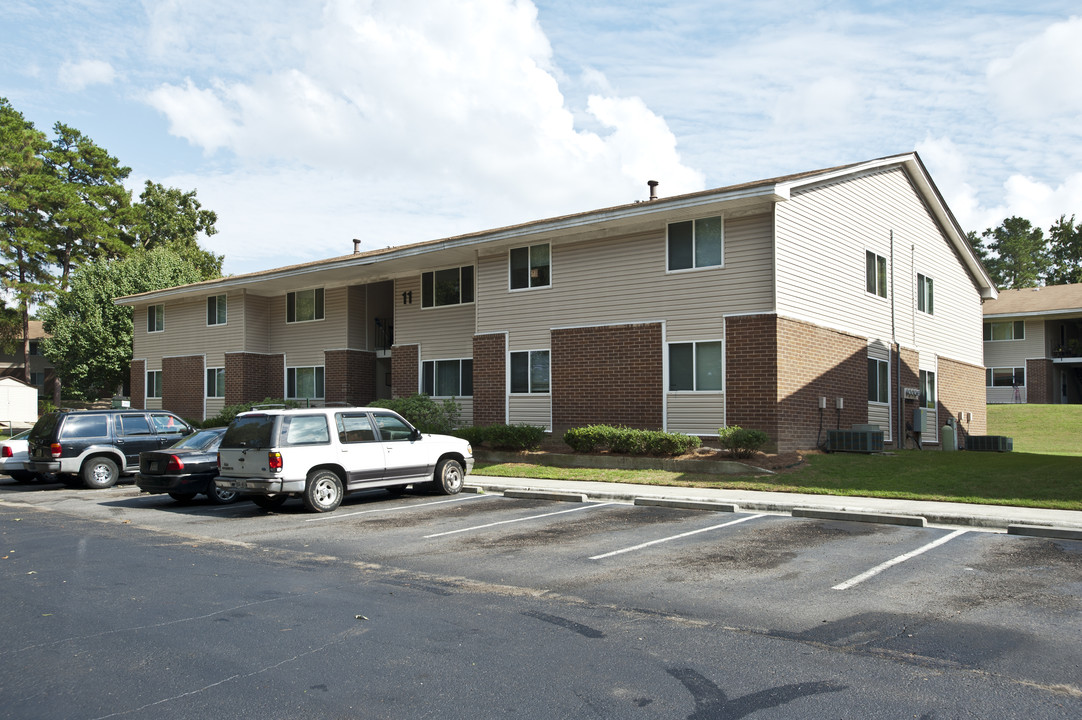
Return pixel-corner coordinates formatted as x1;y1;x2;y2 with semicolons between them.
867;358;889;404
917;273;933;314
509;244;551;290
207;294;227;325
668;341;723;391
118;413;152;436
286;366;325;399
919;369;936;410
29;372;43;386
422;359;473;397
422;266;474;307
207;368;225;398
336;413;377;443
29;341;40;355
146;370;163;399
510;350;550;393
59;414;108;439
866;251;887;298
668;216;723;271
986;367;1025;387
287;288;325;323
151;413;188;434
373;412;415;441
983;321;1025;341
281;415;330;446
148;304;164;333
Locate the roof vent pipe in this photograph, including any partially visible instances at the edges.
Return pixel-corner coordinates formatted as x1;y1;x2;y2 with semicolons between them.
648;180;659;201
353;238;361;254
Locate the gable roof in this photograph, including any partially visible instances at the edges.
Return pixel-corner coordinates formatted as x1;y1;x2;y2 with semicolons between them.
983;284;1082;318
115;152;996;305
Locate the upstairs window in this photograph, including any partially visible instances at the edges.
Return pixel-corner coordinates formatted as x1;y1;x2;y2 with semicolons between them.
668;216;723;271
509;244;550;290
148;304;164;333
287;288;325;323
983;321;1025;341
867;358;889;404
917;273;934;314
422;266;475;307
866;251;887;298
510;350;550;393
422;359;473;397
208;294;227;325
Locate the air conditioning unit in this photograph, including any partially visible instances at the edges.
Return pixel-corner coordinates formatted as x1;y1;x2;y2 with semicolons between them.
827;429;884;453
965;435;1013;452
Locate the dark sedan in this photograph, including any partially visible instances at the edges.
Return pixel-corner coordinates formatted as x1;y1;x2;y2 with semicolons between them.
137;428;238;504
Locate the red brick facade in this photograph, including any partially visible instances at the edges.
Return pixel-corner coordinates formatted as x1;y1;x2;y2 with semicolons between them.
939;356;988;441
130;359;145;410
1025;358;1054;404
162;355;205;420
472;333;506;426
391;344;418;400
551;323;663;434
224;352;284;406
325;349;376;406
725;315;780;448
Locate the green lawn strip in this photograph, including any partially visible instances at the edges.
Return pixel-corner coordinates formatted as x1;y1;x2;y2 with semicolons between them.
473;450;1082;511
987;404;1082;456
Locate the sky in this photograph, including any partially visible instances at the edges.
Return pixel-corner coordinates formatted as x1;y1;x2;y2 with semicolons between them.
3;0;1081;276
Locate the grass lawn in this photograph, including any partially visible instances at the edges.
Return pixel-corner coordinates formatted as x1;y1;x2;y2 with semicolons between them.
472;405;1082;510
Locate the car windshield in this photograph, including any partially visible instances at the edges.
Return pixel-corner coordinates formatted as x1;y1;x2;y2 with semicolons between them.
169;429;225;450
7;430;31;441
221;415;277;449
28;413;60;443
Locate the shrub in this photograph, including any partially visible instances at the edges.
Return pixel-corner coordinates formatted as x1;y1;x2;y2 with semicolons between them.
483;424;546;451
369;394;460;434
455;425;488;447
717;425;769;458
564;425;701;456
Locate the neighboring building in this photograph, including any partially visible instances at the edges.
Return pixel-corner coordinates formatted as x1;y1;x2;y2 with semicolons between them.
115;153;995;452
982;283;1082;404
0;320;58;404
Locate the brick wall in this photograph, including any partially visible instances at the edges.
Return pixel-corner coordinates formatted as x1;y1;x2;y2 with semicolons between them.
130;359;145;410
1025;358;1054;404
895;347;921;448
224;352;284;406
391;344;418;399
472;333;506;426
551;323;663;434
325;349;376;406
163;355;204;420
725;315;780;449
775;317;868;452
939;356;988;441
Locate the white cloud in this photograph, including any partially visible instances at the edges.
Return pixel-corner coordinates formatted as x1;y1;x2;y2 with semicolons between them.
987;15;1082;119
58;59;116;90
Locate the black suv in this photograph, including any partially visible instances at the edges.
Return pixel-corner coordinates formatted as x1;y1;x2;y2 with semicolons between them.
27;409;194;489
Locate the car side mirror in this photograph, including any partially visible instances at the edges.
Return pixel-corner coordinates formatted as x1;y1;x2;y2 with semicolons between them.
410;428;422;441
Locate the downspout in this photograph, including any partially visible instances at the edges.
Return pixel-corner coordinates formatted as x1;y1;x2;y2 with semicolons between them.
890;230;901;449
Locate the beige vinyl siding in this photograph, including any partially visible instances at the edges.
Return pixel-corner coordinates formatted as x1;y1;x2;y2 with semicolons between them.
393;276;477;358
775;167;984;367
346;281;395;351
206;398;225;418
269;287;349;366
919;353;938;441
667;394;724;435
984;319;1039;403
476;215;774;346
509;395;551;430
452;398;473;427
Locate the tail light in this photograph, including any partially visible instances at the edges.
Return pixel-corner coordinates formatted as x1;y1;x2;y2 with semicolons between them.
166;455;185;472
217;452;222;470
2;446;11;458
50;443;62;459
268;452;283;472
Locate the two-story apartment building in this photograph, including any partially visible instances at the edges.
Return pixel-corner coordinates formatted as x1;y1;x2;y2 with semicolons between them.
983;283;1082;404
115;153;995;452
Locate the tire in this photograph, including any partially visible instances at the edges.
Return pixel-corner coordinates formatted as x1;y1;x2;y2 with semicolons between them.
207;484;240;505
251;494;289;510
6;470;35;483
81;456;120;489
432;458;464;495
302;469;343;513
168;492;197;502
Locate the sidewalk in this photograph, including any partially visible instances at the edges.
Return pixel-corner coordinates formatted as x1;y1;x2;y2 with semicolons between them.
466;475;1082;535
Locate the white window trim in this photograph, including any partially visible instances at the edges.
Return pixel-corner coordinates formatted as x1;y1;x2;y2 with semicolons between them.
207;294;227;327
421;265;476;309
986;366;1026;388
206;367;225;398
286;365;325;399
916;272;934;315
864;249;888;300
421;358;473;397
667;339;725;394
984;320;1025;342
148;304;165;334
286;288;326;324
146;369;163;399
508;244;553;293
666;216;725;274
508;349;551;395
868;357;890;405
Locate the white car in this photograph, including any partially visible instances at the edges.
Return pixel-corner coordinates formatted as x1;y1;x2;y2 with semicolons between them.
215;407;474;513
0;430;37;483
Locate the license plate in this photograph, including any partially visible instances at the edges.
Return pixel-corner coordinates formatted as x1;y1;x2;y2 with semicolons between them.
149;461;160;473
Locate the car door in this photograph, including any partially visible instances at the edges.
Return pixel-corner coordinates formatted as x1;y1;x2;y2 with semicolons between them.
115;413;162;469
372;412;429;483
149;412;192;448
334;412;386;488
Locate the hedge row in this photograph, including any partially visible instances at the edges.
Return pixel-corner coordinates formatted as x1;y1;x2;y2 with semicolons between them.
563;425;701;456
457;424;546;451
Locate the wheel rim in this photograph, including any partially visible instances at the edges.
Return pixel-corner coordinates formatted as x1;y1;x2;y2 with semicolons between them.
213;486;238;502
92;463;113;484
443;464;462;492
313;477;339;506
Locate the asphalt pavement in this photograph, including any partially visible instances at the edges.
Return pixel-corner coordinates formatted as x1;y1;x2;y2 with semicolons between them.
466;475;1082;537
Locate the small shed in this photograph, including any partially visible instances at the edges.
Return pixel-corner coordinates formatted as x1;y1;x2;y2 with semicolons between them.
0;376;39;429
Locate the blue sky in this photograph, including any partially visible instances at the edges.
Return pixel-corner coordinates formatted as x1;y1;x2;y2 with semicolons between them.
3;1;1081;275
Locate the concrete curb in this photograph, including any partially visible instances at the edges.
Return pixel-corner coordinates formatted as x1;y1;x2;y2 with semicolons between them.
1007;524;1082;541
792;508;926;527
635;498;739;513
504;490;588;503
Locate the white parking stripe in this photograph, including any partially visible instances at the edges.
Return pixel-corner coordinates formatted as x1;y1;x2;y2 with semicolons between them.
832;529;968;590
423;502;618;538
589;514;766;560
305;493;489;522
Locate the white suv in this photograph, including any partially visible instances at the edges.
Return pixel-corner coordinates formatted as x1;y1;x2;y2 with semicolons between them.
215;407;474;513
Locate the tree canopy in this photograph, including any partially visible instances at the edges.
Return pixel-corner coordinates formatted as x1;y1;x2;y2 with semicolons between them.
970;215;1082;290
